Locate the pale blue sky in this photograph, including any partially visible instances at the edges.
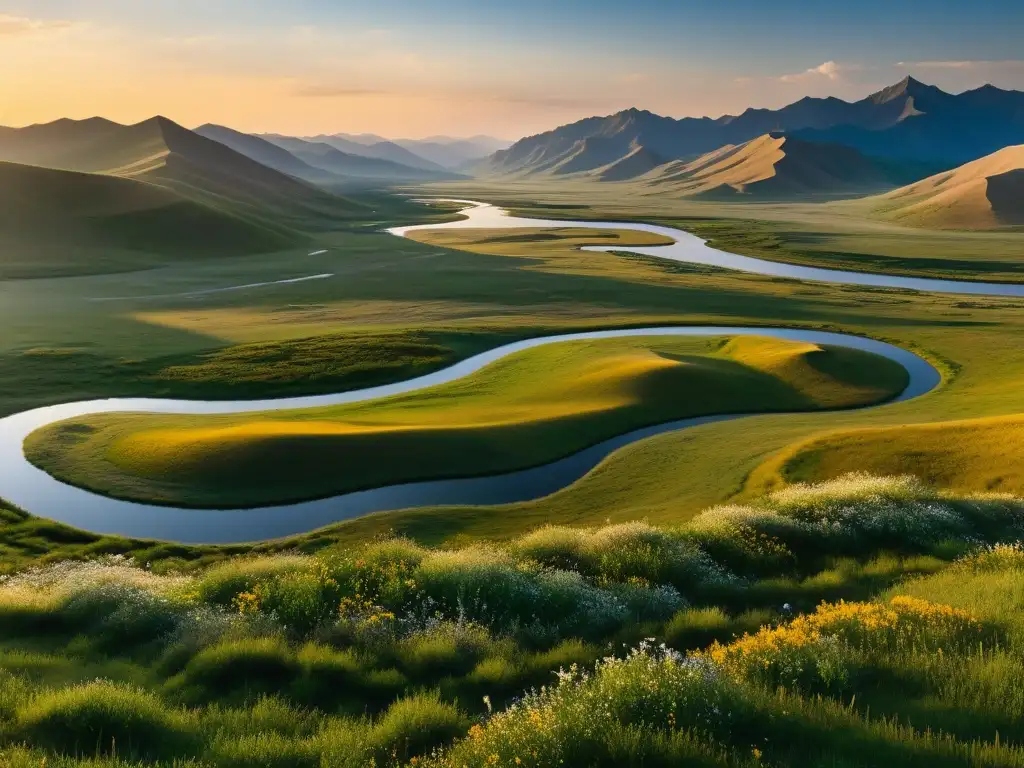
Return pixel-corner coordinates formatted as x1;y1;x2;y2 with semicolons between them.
3;1;1023;137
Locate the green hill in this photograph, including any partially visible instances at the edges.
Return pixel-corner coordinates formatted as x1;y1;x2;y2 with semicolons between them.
0;160;296;278
0;116;369;231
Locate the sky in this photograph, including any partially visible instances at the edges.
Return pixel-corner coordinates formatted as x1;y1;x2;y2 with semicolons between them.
2;0;1024;140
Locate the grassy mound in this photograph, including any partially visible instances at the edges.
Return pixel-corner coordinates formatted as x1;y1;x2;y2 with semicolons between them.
177;638;299;699
25;335;909;508
0;160;298;279
16;681;196;761
757;413;1024;495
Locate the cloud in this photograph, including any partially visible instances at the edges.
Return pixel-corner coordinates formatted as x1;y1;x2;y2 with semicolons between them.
0;14;74;36
898;60;977;70
292;81;599;110
898;59;1024;71
293;84;393;98
780;60;844;83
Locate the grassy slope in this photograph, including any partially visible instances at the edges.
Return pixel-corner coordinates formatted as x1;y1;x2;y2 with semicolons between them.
1;116;376;245
863;144;1024;229
635;133;894;198
0;477;1022;766
0;161;296;279
25;335;908;508
752;413;1024;495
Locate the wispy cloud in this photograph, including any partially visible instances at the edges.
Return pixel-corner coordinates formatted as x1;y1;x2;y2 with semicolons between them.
780;60;844;83
292;81;599;110
898;59;1024;71
292;84;393;98
0;14;74;36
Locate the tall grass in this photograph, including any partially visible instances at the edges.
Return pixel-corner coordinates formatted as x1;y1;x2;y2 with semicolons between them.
0;475;1022;765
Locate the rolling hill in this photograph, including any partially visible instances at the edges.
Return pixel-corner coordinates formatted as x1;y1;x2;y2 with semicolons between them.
260;134;459;181
867;144;1024;229
0;160;295;278
0;116;368;229
483;77;1024;179
637;133;897;198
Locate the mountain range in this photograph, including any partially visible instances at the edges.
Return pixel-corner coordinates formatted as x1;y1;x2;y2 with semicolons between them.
302;133;510;170
0;116;364;230
483;77;1024;193
1;74;1021;262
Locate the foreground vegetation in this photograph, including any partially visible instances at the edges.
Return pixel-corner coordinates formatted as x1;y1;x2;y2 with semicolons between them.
25;335;908;508
0;475;1022;765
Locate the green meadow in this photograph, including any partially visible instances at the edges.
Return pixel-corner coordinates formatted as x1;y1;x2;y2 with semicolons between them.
3;190;1024;766
0;476;1023;766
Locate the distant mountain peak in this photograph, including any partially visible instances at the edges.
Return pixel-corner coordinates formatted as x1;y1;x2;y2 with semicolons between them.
867;75;944;105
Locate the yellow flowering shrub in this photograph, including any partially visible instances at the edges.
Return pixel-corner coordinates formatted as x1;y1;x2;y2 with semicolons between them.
701;596;985;693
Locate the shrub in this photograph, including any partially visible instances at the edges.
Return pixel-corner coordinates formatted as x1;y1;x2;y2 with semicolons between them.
954;542;1024;573
180;637;298;697
368;691;469;763
195;556;309;607
606;581;685;622
663;607;732;651
59;583;188;650
292;644;364;708
701;596;989;694
690;474;976;560
17;681;196;761
258;566;343;637
396;622;494;680
429;644;732;767
515;522;730;593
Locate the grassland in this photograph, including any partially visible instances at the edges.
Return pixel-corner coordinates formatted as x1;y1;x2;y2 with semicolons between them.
0;476;1022;766
4;184;1024;765
25;336;908;507
756;413;1024;494
6;213;1024;529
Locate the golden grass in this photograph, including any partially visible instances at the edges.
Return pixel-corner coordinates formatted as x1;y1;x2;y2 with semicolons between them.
871;145;1024;229
25;336;909;508
752;413;1024;495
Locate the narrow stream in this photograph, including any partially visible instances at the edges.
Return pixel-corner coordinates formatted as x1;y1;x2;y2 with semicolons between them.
391;201;1024;296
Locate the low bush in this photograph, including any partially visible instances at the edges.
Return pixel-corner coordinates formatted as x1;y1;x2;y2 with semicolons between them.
17;681;197;761
178;637;299;699
195;556;309;607
368;691;469;764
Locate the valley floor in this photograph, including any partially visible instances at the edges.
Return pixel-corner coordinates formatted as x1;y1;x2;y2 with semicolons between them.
2;191;1024;766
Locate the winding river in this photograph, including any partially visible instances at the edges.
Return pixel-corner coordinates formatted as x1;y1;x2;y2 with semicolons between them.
7;197;1022;544
393;201;1024;297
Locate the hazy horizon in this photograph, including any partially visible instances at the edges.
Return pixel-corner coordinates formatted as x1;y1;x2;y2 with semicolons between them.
3;0;1024;138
